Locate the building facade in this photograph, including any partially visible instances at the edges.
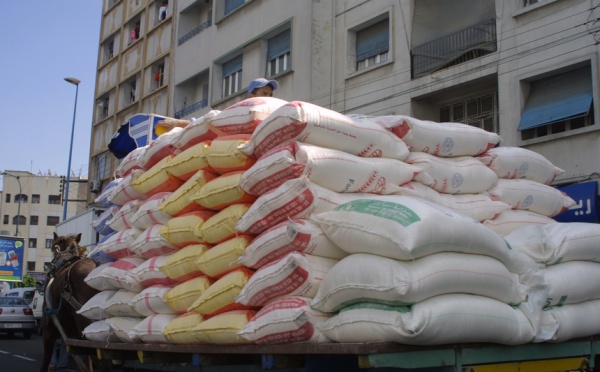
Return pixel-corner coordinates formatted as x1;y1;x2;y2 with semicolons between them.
88;0;600;200
0;171;87;273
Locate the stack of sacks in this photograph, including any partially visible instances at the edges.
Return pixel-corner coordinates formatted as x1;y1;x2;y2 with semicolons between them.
232;102;430;345
310;195;546;345
81;109;231;344
156;97;291;345
476;147;573;235
505;223;600;343
368;115;510;223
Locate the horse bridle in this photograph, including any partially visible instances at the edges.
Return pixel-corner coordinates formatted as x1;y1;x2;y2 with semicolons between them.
45;256;87;315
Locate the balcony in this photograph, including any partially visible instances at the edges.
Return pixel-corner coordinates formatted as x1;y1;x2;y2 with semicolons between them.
178;19;212;46
412;20;497;78
175;99;209;119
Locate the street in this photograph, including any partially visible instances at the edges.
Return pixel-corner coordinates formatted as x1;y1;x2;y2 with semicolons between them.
0;331;76;371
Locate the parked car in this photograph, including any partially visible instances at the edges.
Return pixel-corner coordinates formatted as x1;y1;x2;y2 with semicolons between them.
4;287;36;305
0;297;35;339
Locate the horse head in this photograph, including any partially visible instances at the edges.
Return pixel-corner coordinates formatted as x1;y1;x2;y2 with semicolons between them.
52;232;86;262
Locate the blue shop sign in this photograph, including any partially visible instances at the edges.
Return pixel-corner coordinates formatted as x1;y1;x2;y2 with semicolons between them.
554;181;599;223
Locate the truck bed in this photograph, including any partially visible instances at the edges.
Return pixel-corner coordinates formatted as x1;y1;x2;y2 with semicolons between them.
65;337;600;371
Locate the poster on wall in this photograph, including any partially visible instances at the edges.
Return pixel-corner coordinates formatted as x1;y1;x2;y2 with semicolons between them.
0;235;24;282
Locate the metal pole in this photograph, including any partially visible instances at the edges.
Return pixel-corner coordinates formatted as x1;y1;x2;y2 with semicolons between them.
2;172;22;236
63;78;80;221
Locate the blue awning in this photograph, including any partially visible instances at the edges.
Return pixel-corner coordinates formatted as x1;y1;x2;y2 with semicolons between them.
518;66;592;131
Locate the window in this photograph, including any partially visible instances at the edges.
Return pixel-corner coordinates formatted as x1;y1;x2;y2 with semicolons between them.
519;65;593;140
524;0;542;5
45;239;53;249
4;194;9;203
96;153;108;181
27;262;35;271
12;215;25;226
222;55;243;97
31;194;40;204
30;216;38;226
47;216;60;226
356;18;389;71
154;63;165;89
48;195;61;205
267;29;291;77
224;0;244;15
15;194;28;203
440;92;499;133
29;238;37;248
3;215;8;224
129;79;137;103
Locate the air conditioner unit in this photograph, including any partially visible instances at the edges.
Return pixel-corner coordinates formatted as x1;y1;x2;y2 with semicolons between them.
90;179;102;194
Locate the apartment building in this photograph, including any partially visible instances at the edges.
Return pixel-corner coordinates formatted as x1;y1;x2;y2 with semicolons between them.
0;171;87;272
89;0;600;207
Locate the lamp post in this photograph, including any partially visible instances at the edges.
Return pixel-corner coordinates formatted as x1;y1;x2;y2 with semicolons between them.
2;172;22;237
63;77;80;221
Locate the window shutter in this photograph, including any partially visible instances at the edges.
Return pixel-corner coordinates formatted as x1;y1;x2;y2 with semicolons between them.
518;66;593;131
223;55;243;77
356;19;389;62
268;29;291;61
225;0;244;15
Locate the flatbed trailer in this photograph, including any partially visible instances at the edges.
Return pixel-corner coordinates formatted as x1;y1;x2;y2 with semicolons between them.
64;337;600;372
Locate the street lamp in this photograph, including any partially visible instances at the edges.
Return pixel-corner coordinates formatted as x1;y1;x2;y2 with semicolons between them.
63;77;81;221
2;172;22;237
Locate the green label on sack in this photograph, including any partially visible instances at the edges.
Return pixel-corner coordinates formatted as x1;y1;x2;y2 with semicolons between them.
334;199;421;227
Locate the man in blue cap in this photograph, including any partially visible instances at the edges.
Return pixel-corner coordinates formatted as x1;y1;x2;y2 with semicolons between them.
247;78;279;98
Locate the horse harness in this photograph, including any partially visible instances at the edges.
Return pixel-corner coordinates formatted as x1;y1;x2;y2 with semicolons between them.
45;247;88;315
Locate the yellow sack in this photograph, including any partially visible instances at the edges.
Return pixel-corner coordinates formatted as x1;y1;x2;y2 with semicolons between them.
165;276;213;313
164;141;214;181
185;310;256;344
207;134;256;175
187;268;255;316
191;171;257;211
159;170;216;216
198;203;252;244
162;312;206;344
158;211;215;247
130;156;184;196
159;243;211;281
195;235;253;279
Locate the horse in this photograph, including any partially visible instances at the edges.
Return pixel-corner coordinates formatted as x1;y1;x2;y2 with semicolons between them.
40;232;99;372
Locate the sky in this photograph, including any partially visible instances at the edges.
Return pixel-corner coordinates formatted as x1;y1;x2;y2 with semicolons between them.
0;2;103;180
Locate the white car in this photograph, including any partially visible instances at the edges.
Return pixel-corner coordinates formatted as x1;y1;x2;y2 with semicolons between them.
0;297;36;339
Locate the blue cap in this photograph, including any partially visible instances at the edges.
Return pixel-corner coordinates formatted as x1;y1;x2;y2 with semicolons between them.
247;78;279;95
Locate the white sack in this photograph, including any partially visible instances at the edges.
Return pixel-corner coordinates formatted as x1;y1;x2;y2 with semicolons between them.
482;210;556;237
505;222;600;265
487;179;575;217
542;261;600;306
477;146;564;185
238;219;348;269
236;252;339;307
536;299;600;343
311;252;529;313
405;152;498;194
370;115;500;157
238;296;331;344
393;181;510;222
240;101;410;161
240;141;424;196
311;195;537;274
319;294;535;345
235;177;375;235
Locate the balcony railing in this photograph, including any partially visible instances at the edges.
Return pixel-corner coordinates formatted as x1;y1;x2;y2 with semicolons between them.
175;99;208;119
412;20;497;78
178;19;212;46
